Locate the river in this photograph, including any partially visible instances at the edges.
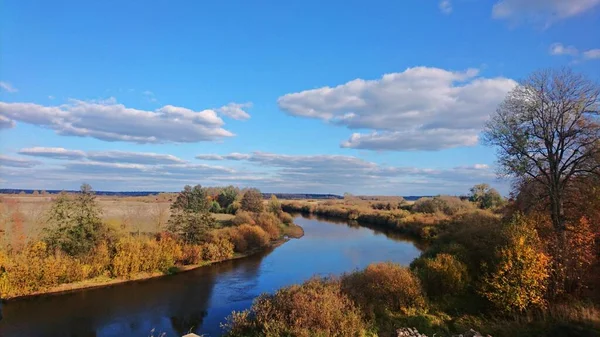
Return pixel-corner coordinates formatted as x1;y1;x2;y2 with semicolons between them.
0;214;422;337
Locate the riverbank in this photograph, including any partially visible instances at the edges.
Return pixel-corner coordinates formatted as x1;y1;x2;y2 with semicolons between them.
282;200;451;241
2;235;296;301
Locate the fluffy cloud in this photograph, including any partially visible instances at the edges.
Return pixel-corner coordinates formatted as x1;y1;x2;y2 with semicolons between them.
548;43;600;61
0;99;251;144
0;155;40;168
19;147;86;160
278;67;516;151
492;0;600;25
549;43;579;56
0;81;17;93
439;0;452;14
218;102;252;120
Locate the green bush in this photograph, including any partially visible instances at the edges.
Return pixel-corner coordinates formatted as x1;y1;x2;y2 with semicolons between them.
413;253;470;298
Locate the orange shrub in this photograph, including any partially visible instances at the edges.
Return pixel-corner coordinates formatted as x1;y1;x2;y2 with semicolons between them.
232;211;255;226
181;244;203;265
254;212;281;240
224;277;366;337
237;224;270;251
342;262;426;318
202;238;234;261
413;253;470;298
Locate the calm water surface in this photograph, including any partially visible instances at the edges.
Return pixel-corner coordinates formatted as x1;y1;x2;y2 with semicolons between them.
0;215;422;337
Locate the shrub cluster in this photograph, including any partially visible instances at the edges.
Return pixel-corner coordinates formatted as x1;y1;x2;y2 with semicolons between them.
225;263;427;336
0;184;300;299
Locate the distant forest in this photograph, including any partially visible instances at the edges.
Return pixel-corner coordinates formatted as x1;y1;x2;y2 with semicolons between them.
0;189;425;200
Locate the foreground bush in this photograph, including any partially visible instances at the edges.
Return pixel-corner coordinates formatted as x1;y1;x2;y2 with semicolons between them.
254;212;281;240
202;238;234;261
224;277;368;337
342;262;426;318
479;214;550;313
412;253;470;298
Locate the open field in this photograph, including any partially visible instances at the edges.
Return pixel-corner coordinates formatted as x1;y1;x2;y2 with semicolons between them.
0;194;233;243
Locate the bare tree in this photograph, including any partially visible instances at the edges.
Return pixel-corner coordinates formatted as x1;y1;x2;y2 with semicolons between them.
483;68;600;289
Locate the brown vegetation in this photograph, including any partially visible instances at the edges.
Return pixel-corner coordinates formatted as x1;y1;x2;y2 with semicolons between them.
0;184;301;299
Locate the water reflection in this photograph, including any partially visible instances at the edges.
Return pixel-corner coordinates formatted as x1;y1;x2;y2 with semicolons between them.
0;215;421;337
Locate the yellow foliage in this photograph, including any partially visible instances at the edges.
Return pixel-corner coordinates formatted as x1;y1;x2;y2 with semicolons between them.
224;277;367;337
480;214;550;313
342;262;426;318
414;253;469;298
202;238;234;261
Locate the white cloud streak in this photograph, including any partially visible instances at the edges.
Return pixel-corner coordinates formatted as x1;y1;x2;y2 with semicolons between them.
492;0;600;26
0;155;40;168
1;150;505;195
0;82;17;93
18;147;187;165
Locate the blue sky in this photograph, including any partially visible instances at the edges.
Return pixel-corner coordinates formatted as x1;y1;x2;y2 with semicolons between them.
1;0;599;195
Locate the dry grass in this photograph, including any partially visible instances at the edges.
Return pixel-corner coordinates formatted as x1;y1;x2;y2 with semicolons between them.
0;194;234;243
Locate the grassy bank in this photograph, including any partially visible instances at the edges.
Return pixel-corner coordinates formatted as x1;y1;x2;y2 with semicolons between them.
281;198;467;241
227;196;600;337
3;236;293;301
0;185;304;300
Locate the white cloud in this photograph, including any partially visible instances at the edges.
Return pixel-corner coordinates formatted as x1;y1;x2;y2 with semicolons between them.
217;102;252;120
0;150;506;195
87;150;186;164
439;0;452;14
583;49;600;60
48;95;55;100
341;129;479;151
549;43;600;62
278;67;516;151
492;0;600;25
18;147;187;165
0;115;15;129
196;152;252;161
549;43;579;56
0;99;239;143
0;81;17;93
0;155;40;168
19;147;86;160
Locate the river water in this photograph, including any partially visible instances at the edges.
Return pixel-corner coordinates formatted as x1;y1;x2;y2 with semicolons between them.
0;214;422;337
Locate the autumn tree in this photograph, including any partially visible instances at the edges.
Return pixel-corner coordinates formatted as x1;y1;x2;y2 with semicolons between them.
217;185;238;212
483;68;600;290
267;194;281;214
171;185;210;214
480;214;550;313
44;184;107;256
168;185;216;244
469;183;504;209
240;188;264;213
